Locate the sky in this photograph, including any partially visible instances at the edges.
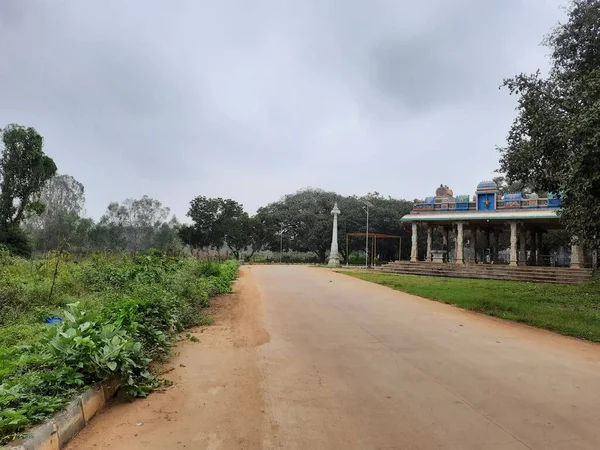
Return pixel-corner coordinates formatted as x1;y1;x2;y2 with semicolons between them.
0;0;567;221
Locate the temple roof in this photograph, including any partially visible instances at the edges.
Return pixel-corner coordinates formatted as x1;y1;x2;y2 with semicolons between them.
401;209;559;222
476;180;498;191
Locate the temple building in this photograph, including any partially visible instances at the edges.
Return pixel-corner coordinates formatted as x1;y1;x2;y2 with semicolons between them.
400;181;586;268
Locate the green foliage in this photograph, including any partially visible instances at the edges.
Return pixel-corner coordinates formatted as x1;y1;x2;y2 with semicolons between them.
0;253;239;445
44;303;155;396
0;124;57;228
499;0;600;249
255;189;412;263
0;226;32;257
183;196;251;258
346;272;600;342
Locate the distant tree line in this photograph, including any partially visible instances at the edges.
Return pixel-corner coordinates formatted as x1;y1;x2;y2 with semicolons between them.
0;123;414;262
179;190;414;263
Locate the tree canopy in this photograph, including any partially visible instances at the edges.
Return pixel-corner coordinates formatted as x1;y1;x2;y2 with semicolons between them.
499;0;600;249
0;124;56;228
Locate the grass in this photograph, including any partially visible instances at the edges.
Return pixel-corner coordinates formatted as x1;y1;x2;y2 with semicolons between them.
343;272;600;342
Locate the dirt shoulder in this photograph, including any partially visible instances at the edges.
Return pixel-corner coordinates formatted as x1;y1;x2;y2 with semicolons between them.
66;268;268;450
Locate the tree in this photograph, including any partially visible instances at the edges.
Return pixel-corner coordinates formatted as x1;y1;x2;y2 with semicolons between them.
185;196;251;256
499;0;600;249
0;124;56;227
152;216;183;255
491;176;533;196
0;124;57;227
22;174;87;252
100;196;170;252
255;189;413;263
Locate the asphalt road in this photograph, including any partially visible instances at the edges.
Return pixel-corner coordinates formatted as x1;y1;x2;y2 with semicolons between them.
253;266;600;449
67;265;600;450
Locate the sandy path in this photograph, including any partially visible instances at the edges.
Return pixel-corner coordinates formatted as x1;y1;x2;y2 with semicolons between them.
66;269;269;450
67;265;600;449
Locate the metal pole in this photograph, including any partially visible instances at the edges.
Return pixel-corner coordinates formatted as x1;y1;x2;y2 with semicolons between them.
280;223;283;264
365;205;369;268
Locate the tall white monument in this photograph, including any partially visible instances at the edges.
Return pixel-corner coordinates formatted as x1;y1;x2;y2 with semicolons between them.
328;202;341;267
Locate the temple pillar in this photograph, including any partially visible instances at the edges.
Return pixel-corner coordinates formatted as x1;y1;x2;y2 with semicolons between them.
410;222;418;262
536;231;543;266
571;241;583;269
530;229;537;266
509;221;518;266
470;225;477;264
426;224;433;262
442;226;449;262
519;226;527;265
485;229;491;264
490;230;498;264
455;222;464;264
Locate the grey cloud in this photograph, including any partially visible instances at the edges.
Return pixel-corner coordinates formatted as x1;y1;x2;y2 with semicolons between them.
0;0;566;219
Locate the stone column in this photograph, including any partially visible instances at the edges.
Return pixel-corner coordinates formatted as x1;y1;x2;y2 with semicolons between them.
442;227;449;262
455;222;464;264
530;229;537;266
571;242;583;269
519;226;527;265
328;202;341;267
426;224;433;262
485;229;491;264
470;225;477;264
509;221;518;266
536;231;543;266
410;222;418;262
490;230;497;264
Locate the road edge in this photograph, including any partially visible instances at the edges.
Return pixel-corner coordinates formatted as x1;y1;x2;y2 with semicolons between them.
6;379;120;450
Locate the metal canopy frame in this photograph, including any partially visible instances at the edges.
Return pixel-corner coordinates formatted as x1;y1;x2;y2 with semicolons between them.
345;232;403;266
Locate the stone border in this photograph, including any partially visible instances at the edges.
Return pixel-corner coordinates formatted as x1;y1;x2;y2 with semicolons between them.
6;380;120;450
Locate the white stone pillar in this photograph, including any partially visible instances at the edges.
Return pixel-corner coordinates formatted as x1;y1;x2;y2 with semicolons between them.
571;242;583;269
328;203;341;267
509;221;518;266
410;222;418;262
455;222;464;264
426;225;433;262
519;227;527;265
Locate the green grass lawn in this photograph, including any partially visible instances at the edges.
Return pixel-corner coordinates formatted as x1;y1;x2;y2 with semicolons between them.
343;272;600;342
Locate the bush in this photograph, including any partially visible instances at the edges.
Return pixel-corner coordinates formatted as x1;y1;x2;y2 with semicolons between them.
0;254;240;445
0;227;32;258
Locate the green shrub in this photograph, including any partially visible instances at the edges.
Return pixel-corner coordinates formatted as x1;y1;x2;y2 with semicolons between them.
0;254;240;444
44;303;156;397
0;227;32;258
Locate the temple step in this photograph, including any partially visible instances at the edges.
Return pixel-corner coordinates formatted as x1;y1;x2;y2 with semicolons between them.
373;262;593;284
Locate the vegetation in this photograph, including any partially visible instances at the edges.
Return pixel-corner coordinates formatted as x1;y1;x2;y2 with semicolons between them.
179;189;413;263
0;250;239;445
0;125;57;257
499;0;600;251
345;272;600;342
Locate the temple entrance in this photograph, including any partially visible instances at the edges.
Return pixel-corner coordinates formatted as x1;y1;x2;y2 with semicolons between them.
401;181;591;269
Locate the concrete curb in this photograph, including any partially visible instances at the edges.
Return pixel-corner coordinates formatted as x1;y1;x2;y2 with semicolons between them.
6;380;120;450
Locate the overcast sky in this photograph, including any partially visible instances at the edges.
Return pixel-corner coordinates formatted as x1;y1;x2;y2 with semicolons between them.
0;0;566;221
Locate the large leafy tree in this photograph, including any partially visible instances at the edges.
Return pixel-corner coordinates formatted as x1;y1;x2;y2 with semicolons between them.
499;0;600;249
184;196;252;256
0;124;57;227
256;189;413;263
23;174;87;252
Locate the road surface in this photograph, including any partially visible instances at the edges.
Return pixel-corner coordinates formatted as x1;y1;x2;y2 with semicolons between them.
67;265;600;449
